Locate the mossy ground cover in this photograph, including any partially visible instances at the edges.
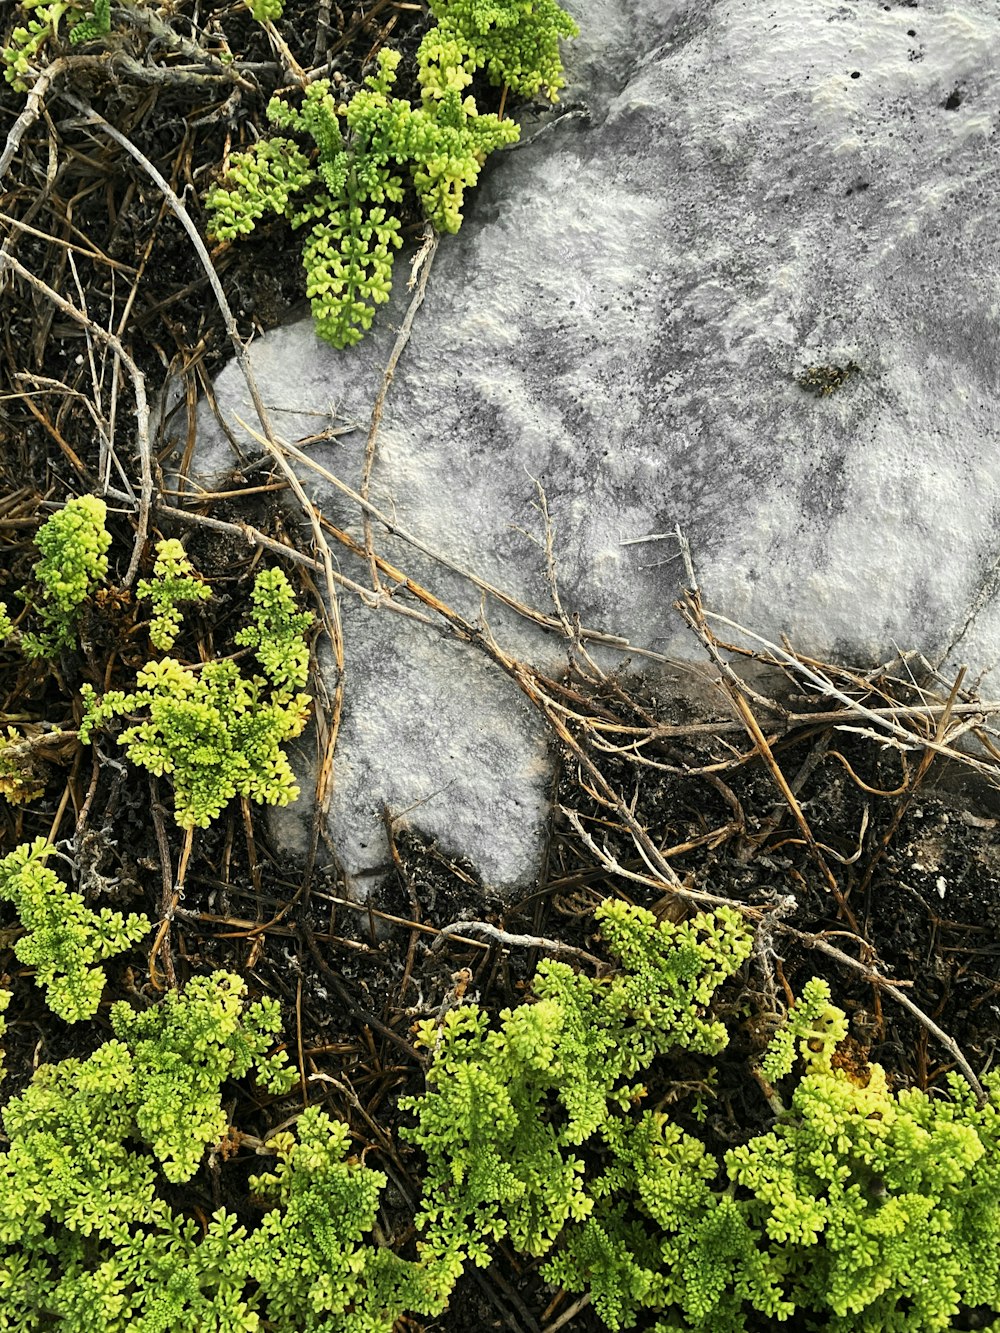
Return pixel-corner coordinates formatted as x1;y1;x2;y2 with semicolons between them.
5;4;1000;1331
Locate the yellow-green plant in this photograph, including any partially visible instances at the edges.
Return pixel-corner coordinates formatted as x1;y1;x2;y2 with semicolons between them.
403;914;1000;1333
758;972;848;1084
0;498;312;829
205;0;576;346
0;728;47;806
2;0;112;89
542;976;1000;1332
2;887;997;1331
233;565;312;692
0;988;9;1084
245;0;282;19
79;567;313;828
402;901;755;1266
722;980;1000;1331
0;838;150;1023
206;50;518;347
241;1107;457;1330
418;0;579;102
0;497;313;830
106;971;295;1182
136;538;211;652
21;494;111;656
0;972;453;1331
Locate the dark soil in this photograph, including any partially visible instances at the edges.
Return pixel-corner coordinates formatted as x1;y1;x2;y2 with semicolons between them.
3;5;1000;1333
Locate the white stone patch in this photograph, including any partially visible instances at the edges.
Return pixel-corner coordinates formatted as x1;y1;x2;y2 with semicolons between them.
191;0;1000;892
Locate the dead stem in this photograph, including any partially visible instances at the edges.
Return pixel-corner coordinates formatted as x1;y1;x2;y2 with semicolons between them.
361;224;438;592
676;585;859;929
431;919;604;968
541;1294;592;1333
0;249;152;582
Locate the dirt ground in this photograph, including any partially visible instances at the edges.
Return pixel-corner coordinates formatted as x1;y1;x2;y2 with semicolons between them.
3;4;1000;1331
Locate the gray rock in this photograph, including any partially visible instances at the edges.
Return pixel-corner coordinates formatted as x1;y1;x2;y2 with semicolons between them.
192;0;1000;892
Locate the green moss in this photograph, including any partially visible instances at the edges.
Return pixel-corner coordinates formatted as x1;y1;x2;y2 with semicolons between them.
2;894;999;1330
3;0;115;89
796;360;862;397
402;902;754;1265
0;972;456;1331
421;0;579;103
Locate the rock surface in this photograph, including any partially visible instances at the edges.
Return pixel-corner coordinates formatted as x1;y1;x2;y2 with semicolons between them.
192;0;1000;892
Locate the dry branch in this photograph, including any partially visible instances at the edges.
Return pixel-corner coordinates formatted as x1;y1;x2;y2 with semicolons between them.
0;249;152;581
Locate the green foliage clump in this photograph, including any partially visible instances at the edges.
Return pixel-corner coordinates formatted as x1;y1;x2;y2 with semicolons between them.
243;1106;454;1329
0;973;280;1327
723;979;1000;1331
4;885;1000;1331
0;838;150;1023
0;972;449;1331
0;1036;159;1252
109;971;295;1182
136;538;212;653
208;54;425;348
3;0;68;88
79;567;313;829
234;564;313;692
246;0;283;20
66;0;109;44
204;0;574;346
543;976;1000;1332
0;727;47;806
543;1108;790;1331
759;973;848;1084
6;968;290;1198
404;921;1000;1333
405;82;521;234
402;901;754;1266
420;0;579;102
22;494;111;656
0;498;312;831
202;136;314;241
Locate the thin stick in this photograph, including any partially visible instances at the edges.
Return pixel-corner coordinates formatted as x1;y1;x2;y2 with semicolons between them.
262;18;309;85
160;503;440;629
701;609;999;775
543;1295;592;1333
560;807;760;914
778;922;985;1101
361;224;438;590
0;250;152;583
432;919;604;968
265;430;689;664
56;94;276;444
542;700;1000;742
0;210;137;272
0;57;73;185
731;687;859;930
